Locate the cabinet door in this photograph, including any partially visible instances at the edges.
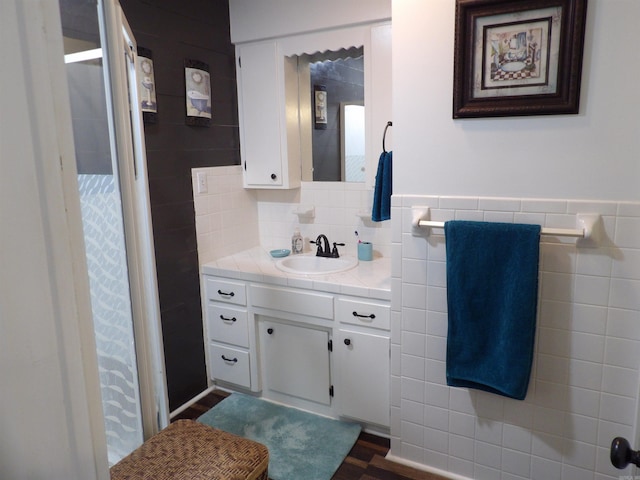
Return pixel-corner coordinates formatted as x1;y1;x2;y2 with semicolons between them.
237;41;283;187
336;329;390;427
260;320;331;405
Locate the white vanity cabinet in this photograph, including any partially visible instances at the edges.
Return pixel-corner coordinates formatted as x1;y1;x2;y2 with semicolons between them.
203;277;256;390
259;319;331;406
235;40;300;189
334;297;390;427
202;273;390;430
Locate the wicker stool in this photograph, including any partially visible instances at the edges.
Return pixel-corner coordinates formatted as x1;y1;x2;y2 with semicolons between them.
110;419;269;480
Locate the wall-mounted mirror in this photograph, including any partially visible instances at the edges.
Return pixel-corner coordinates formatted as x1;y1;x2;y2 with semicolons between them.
293;47;365;182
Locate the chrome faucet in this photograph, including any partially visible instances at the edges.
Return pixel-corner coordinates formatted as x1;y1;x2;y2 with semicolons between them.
311;234;345;258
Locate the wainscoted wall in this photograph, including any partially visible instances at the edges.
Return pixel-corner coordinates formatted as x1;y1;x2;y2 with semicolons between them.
390;194;640;480
192;166;392;262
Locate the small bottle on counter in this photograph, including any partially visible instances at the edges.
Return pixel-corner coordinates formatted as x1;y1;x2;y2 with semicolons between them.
291;228;303;254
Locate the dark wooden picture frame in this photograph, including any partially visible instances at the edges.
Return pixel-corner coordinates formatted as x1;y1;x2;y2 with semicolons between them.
453;0;588;118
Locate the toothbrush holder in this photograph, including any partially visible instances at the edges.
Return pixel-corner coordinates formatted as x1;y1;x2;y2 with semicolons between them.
357;242;373;261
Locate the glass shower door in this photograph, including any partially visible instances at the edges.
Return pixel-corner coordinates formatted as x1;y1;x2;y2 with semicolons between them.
59;0;166;466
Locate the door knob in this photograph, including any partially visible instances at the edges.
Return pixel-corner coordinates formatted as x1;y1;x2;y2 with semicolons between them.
611;437;640;469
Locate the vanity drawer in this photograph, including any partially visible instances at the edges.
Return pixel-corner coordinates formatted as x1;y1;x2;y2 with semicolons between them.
205;277;247;306
209;344;251;389
336;297;390;331
206;304;249;347
249;284;334;319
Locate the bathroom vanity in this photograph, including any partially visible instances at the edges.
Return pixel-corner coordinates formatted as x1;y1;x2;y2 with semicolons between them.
201;247;391;432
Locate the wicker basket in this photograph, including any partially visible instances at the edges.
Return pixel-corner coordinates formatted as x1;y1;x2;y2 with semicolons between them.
110;419;269;480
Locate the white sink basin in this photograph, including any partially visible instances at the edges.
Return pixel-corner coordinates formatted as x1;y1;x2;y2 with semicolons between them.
275;254;358;275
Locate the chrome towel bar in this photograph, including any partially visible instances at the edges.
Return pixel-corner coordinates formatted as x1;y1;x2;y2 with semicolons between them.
411;208;601;246
417;220;585;238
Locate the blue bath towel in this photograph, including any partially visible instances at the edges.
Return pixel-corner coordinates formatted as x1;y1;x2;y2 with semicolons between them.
372;151;392;221
444;221;541;400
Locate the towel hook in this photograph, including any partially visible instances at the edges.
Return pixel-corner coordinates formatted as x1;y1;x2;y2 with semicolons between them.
382;121;392;153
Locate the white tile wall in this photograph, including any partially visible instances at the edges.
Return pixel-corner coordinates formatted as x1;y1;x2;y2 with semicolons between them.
390;195;640;480
192;167;391;262
191;166;259;264
255;181;391;258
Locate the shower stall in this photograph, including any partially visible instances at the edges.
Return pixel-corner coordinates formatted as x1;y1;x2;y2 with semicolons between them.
59;0;168;466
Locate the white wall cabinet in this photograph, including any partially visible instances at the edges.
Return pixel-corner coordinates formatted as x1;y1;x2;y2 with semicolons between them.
234;22;391;190
235;41;300;189
202;274;390;431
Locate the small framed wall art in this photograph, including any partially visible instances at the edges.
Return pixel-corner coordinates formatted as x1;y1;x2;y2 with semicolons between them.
184;59;212;126
137;47;157;124
314;84;328;129
452;0;588;118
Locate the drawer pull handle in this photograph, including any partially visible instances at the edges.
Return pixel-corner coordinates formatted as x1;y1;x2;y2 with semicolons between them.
217;289;235;297
221;355;238;363
220;315;237;323
352;311;375;319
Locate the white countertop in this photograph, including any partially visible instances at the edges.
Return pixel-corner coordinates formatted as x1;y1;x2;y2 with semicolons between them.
201;247;391;301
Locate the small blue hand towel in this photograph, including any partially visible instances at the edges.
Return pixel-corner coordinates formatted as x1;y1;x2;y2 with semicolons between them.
444;221;541;400
372;151;392;222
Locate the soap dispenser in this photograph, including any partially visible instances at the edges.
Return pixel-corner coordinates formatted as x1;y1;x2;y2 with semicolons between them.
291;228;303;254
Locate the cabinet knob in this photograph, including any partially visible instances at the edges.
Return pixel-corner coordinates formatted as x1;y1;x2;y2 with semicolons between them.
267;328;274;335
270;173;277;180
344;338;351;346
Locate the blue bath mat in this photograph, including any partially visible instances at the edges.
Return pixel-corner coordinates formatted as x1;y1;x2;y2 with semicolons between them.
198;393;361;480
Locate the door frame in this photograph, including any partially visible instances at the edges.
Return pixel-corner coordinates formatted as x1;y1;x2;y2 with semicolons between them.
99;0;169;438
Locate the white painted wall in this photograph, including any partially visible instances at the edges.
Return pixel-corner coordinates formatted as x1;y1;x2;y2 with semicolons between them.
228;0;391;43
0;1;108;478
393;0;640;201
389;1;640;478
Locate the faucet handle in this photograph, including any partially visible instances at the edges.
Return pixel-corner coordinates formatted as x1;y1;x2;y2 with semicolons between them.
310;239;323;255
331;242;345;258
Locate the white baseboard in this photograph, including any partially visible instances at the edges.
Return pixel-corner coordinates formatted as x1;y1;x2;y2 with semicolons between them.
384;453;472;480
169;386;216;419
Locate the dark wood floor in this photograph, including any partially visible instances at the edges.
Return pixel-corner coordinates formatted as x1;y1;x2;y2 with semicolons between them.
172;389;446;480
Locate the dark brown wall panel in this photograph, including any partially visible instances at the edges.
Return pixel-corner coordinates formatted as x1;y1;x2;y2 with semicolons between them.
120;0;239;410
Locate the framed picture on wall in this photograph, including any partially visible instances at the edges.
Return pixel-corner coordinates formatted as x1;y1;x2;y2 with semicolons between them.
314;84;328;130
137;47;157;124
453;0;588;118
185;59;212;126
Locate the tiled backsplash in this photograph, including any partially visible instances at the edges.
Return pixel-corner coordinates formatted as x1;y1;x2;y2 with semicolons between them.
191;166;259;264
255;180;391;259
192;166;391;263
390;195;640;480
